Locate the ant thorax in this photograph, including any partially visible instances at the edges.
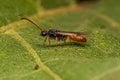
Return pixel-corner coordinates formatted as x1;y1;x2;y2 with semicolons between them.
48;29;67;41
48;29;59;38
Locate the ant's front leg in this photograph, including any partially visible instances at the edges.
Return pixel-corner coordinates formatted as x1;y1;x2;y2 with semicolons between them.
55;37;59;45
43;37;47;45
48;36;51;45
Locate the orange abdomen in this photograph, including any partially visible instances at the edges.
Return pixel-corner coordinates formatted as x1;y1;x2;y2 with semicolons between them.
69;35;87;42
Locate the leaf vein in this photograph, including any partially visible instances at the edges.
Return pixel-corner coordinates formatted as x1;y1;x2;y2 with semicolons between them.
4;30;62;80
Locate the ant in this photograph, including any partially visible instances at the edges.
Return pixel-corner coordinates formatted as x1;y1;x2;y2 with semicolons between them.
21;18;88;45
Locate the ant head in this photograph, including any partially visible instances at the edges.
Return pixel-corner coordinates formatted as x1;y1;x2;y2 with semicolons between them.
41;30;48;36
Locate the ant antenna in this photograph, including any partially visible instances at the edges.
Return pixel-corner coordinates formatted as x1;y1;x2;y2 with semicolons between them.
21;17;42;31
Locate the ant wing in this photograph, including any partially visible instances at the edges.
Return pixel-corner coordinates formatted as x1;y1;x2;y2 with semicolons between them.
55;31;75;36
56;31;90;37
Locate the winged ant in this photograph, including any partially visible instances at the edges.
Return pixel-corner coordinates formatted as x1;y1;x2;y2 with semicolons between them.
21;18;88;45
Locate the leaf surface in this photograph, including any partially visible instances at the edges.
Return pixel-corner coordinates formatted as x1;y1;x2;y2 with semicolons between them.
0;0;120;80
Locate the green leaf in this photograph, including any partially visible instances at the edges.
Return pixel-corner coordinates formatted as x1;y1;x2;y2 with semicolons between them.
40;0;73;9
0;0;120;80
0;0;38;26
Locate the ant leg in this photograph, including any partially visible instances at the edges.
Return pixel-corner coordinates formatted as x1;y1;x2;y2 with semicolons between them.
48;37;50;45
63;37;67;44
63;39;66;43
69;37;74;45
43;37;47;45
69;37;72;42
55;37;59;45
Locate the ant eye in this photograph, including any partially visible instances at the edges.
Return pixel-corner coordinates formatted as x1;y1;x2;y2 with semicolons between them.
41;31;47;36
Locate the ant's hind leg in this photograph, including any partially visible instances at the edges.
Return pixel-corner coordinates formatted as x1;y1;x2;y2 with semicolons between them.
69;37;72;42
69;37;74;45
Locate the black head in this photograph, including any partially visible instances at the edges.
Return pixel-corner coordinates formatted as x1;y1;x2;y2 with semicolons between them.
41;30;48;36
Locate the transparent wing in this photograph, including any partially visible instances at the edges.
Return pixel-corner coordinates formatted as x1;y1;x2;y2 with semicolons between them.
56;31;89;37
